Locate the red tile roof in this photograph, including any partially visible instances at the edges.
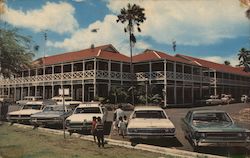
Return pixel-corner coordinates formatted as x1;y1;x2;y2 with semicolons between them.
39;44;130;66
176;54;250;76
132;49;200;66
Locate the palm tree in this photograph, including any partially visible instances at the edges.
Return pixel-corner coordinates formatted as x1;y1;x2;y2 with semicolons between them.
238;48;250;72
224;60;231;66
116;3;146;105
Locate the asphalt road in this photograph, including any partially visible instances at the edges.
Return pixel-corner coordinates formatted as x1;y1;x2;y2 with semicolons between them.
5;102;250;157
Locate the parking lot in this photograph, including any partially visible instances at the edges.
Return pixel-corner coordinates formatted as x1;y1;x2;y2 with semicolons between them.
4;102;250;157
105;103;250;157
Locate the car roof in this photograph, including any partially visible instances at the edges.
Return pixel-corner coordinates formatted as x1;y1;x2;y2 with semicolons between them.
24;96;42;99
190;109;226;114
52;96;72;100
77;102;101;108
134;106;163;111
26;101;43;105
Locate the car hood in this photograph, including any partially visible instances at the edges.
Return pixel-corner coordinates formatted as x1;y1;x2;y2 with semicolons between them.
193;122;248;132
31;111;64;118
66;114;103;122
127;118;175;129
8;109;42;115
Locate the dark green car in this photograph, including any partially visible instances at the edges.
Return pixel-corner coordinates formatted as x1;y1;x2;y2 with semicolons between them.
182;110;250;150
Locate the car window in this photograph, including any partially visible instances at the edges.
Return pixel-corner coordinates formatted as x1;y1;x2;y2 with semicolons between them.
192;112;232;125
75;107;101;114
23;104;42;110
132;110;167;119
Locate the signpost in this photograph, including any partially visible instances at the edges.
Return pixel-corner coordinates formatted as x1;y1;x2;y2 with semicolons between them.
59;88;69;139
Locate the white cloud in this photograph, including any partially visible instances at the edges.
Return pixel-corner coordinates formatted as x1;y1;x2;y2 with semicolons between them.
72;0;86;2
47;14;151;55
3;2;79;34
202;55;239;66
107;0;249;46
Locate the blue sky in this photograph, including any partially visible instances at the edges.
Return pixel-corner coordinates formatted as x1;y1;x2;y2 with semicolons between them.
2;0;250;66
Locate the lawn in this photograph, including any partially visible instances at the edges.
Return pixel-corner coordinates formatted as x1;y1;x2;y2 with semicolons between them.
0;123;171;158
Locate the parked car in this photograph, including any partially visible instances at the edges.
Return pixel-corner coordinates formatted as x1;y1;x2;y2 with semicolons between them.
205;95;223;105
30;104;73;127
66;102;107;133
51;96;82;107
7;100;56;124
127;106;175;139
16;96;42;105
182;109;250;150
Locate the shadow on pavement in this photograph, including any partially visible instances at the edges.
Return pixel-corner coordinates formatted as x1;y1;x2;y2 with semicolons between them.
131;137;183;148
195;146;250;157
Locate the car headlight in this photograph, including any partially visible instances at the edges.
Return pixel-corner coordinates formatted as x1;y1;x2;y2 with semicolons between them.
200;133;206;138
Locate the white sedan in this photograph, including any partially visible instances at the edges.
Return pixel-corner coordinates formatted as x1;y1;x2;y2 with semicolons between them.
127;106;176;139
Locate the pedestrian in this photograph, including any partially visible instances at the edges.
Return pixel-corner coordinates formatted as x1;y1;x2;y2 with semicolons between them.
113;105;125;129
91;116;97;142
118;116;127;138
123;115;128;127
95;117;104;148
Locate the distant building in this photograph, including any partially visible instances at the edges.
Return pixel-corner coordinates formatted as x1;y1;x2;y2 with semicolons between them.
0;44;249;106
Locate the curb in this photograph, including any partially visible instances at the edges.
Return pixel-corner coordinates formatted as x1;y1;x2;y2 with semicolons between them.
9;123;225;158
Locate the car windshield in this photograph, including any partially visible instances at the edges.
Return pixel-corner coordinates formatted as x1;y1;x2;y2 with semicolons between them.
75;107;101;114
22;104;42;110
192;112;232;125
43;106;64;112
132;110;167;119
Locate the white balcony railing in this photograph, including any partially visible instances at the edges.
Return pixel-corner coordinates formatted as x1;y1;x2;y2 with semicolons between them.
1;70;250;86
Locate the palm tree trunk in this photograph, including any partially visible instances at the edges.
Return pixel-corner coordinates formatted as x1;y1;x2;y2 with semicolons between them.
129;21;135;106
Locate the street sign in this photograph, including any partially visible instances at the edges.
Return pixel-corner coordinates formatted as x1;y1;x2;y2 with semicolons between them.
59;88;69;95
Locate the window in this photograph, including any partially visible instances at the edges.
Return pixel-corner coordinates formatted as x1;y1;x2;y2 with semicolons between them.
75;107;101;114
192;112;232;125
23;104;42;110
132;110;167;119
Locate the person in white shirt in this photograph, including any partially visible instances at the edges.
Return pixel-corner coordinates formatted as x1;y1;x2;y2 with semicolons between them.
113;105;125;130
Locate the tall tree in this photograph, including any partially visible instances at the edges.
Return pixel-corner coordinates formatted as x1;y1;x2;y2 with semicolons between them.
0;27;34;78
116;3;146;105
224;60;231;66
238;48;250;72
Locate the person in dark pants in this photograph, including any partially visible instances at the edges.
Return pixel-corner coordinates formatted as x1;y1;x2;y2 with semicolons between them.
91;116;97;142
95;117;104;147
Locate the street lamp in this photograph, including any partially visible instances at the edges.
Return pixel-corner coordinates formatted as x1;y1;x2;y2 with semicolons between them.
144;78;149;106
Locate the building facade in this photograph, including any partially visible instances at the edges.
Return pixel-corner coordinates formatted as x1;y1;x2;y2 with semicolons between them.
0;44;250;106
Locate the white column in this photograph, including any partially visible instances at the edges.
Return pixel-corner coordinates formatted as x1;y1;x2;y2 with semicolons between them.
21;71;24;100
149;61;152;84
191;66;194;104
82;60;85;102
61;64;63;90
108;60;111;92
120;62;123;85
43;67;46;99
35;69;38;97
174;62;177;105
182;64;184;105
28;69;30;96
71;63;74;99
52;65;54;97
164;60;167;107
93;58;97;99
214;70;217;96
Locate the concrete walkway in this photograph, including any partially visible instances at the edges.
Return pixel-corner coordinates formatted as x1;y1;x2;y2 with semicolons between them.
8;123;225;158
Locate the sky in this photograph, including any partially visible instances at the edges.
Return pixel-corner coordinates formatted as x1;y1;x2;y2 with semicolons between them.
1;0;250;66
